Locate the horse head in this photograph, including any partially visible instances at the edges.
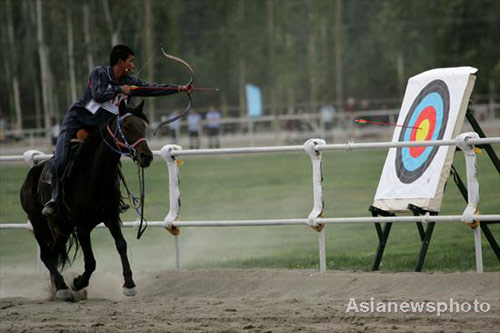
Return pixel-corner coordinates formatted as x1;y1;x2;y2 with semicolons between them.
112;100;153;168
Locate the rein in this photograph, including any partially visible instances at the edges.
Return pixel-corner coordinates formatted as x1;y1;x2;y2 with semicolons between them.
101;113;149;239
118;166;148;239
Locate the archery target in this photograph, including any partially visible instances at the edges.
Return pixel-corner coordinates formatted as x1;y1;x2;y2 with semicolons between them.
395;80;450;183
373;67;477;212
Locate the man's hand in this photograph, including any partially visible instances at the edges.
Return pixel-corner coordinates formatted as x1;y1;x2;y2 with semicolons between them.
178;84;193;94
120;85;132;95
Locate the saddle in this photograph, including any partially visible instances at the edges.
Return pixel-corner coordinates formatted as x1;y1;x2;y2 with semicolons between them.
39;128;90;189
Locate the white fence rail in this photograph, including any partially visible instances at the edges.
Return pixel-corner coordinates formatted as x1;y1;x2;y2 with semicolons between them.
1;134;499;273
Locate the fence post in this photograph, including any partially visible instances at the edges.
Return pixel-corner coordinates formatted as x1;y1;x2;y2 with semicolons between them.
159;144;183;270
456;132;483;273
22;150;45;166
304;139;327;273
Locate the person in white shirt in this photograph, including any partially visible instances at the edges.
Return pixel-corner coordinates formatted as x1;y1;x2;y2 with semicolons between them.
320;103;335;131
187;110;201;149
206;106;221;148
167;110;181;143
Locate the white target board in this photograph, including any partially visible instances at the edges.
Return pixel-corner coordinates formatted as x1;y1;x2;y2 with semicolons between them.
373;67;477;213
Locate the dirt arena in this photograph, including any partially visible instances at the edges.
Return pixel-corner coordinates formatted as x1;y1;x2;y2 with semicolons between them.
1;269;498;332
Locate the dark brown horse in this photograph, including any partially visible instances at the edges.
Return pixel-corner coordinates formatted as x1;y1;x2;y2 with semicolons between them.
20;101;153;301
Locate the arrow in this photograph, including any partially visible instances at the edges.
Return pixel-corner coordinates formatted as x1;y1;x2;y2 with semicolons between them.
130;86;219;92
355;118;421;130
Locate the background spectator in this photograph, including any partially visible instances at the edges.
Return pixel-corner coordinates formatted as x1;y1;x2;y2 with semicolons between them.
167;110;181;143
320;102;335;131
187;110;201;149
206;106;222;148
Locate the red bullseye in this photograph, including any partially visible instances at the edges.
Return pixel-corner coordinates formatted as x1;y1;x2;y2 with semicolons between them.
409;106;436;157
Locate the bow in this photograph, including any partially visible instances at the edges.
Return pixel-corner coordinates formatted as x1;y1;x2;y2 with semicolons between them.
153;45;194;135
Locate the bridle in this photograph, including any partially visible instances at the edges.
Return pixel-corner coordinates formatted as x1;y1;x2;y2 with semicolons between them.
103;113;147;160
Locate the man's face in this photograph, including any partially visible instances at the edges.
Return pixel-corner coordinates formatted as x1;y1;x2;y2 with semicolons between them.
120;55;136;73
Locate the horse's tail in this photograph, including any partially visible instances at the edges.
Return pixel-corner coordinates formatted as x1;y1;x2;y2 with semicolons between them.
55;230;79;270
29;217;80;271
20;161;80;270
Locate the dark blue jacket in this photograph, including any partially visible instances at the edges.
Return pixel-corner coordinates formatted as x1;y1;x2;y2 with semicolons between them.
72;65;179;111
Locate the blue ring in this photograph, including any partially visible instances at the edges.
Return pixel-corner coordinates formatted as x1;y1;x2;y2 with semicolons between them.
401;92;444;171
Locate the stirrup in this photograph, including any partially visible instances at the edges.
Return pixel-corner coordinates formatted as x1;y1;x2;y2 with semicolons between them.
42;200;58;217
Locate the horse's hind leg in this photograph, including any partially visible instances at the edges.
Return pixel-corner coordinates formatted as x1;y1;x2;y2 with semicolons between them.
106;220;136;296
50;234;75;301
71;227;96;291
30;219;73;301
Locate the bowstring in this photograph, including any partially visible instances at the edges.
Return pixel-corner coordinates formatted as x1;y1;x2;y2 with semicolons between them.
133;53;157;78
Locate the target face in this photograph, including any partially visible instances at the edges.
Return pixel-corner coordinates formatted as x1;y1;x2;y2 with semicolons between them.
395;80;450;183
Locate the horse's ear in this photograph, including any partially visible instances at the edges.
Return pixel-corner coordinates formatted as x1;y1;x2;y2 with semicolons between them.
136;100;145;113
118;101;127;116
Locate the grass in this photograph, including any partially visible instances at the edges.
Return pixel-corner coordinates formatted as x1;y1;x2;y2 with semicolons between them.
0;148;499;273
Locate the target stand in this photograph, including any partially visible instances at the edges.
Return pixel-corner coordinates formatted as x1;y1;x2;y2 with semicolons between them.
369;67;498;271
370;109;500;271
369;204;438;271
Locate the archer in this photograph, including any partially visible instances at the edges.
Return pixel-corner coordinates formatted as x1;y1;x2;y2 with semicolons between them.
42;44;192;217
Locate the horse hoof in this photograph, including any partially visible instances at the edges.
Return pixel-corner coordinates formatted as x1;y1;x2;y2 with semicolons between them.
55;289;74;302
71;288;88;301
123;287;136;297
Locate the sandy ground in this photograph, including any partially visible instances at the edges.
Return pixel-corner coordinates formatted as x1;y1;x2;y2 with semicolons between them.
0;269;499;332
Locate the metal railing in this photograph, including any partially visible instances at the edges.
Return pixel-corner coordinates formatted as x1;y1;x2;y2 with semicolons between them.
1;134;499;273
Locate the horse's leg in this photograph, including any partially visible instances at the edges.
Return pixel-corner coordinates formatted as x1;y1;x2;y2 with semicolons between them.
31;222;73;301
105;220;136;296
50;233;75;301
71;226;96;291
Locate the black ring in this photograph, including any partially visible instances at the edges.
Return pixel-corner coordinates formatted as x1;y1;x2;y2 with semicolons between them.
395;80;450;184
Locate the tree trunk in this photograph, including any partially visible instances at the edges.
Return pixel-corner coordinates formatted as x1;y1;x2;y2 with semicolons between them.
2;31;14;125
266;0;276;117
144;0;156;122
36;0;52;132
34;84;42;129
5;0;23;131
67;8;77;103
238;59;247;118
307;4;318;114
334;0;343;110
237;0;246;118
25;0;42;128
396;49;405;98
285;34;295;114
83;3;94;72
12;79;22;131
104;0;120;46
488;78;495;120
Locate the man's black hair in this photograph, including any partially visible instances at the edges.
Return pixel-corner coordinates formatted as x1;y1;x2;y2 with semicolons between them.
110;45;135;66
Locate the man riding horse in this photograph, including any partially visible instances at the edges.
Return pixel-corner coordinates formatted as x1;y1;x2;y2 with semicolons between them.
42;44;192;217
